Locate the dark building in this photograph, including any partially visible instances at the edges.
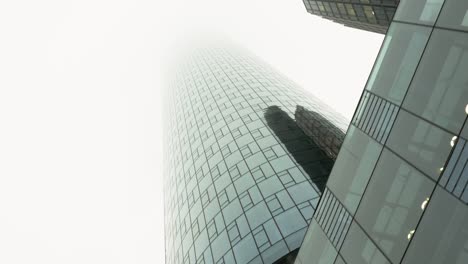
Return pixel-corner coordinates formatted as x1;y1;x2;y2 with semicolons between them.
302;0;400;34
164;44;348;264
295;106;345;160
296;0;468;263
264;106;335;192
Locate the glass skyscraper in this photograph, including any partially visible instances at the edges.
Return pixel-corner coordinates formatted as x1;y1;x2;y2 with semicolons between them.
302;0;400;34
164;44;347;264
295;0;468;263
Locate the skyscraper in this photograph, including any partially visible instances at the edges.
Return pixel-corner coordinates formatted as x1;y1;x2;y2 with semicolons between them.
295;0;468;263
164;45;347;264
302;0;400;34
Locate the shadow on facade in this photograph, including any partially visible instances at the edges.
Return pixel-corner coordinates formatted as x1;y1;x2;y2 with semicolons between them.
264;106;334;192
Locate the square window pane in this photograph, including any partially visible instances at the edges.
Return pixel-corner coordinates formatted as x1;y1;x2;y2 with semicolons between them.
365;23;431;105
295;220;338;264
386;110;455;181
394;0;444;25
403;29;468;134
402;187;468;264
327;126;383;214
437;0;468;31
356;149;435;263
341;221;390;264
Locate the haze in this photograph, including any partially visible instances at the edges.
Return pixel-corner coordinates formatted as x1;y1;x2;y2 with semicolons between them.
0;0;382;263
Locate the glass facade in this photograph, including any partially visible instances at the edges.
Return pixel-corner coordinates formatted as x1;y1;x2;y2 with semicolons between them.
164;45;348;264
302;0;400;34
296;0;468;263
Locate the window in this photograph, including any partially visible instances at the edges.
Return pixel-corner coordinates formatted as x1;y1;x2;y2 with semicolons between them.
341;221;390;264
403;29;468;134
327;126;383;213
387;110;456;181
295;220;338;264
356;149;435;263
437;0;468;31
402;187;468;264
365;23;431;105
393;0;444;25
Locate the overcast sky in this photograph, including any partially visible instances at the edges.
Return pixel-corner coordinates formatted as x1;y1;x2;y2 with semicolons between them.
0;0;382;263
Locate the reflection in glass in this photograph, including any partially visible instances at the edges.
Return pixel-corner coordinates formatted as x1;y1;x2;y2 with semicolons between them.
421;197;430;210
294;220;338;264
386;110;455;181
355;149;435;263
326;126;383;214
264;106;334;192
394;0;444;25
341;222;390;264
451;136;458;147
402;187;468;264
295;105;345;160
403;29;468;134
437;0;468;30
365;23;431;105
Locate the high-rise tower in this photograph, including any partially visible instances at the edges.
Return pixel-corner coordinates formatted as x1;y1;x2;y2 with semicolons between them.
302;0;400;34
164;45;347;264
295;0;468;263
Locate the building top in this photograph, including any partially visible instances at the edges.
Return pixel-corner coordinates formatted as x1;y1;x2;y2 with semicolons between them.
302;0;400;34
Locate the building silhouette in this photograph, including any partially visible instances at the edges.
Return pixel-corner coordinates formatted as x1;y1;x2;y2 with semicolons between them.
302;0;400;34
164;45;347;264
296;0;468;263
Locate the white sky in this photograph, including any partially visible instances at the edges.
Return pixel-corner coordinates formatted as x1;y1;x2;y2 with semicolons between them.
0;0;382;263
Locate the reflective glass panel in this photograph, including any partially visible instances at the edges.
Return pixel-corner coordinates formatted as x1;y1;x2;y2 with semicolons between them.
327;126;383;214
404;29;468;134
356;149;435;263
365;23;431;105
295;220;338;264
334;255;345;264
341;222;390;264
437;0;468;31
393;0;444;25
462;121;468;140
386;110;455;181
402;187;468;264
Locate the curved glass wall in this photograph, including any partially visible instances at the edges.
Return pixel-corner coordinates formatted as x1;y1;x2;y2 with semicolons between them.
164;45;347;264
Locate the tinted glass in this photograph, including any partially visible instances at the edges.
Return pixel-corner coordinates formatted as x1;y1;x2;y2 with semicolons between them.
462;121;468;140
403;29;468;134
386;110;455;181
365;23;431;105
393;0;444;25
402;187;468;264
341;222;390;264
356;149;435;263
437;0;468;31
295;220;338;264
334;255;346;264
327;126;383;214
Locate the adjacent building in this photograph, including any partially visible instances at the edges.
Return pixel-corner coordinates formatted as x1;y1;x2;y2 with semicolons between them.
163;45;348;264
302;0;400;34
295;0;468;263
